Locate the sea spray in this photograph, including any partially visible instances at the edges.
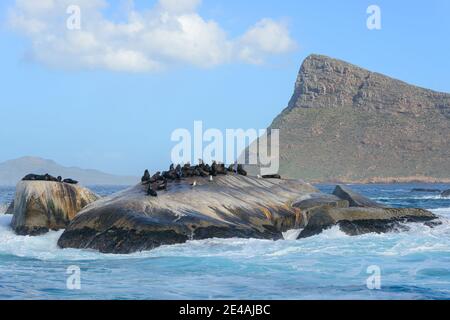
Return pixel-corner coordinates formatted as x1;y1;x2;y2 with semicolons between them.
0;203;7;215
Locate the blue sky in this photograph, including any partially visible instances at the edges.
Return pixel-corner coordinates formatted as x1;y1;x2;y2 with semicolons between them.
0;0;449;176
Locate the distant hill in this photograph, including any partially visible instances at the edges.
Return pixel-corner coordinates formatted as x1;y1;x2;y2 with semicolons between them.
0;156;138;186
247;54;450;183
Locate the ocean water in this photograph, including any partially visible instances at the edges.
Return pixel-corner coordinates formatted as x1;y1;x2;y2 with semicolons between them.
0;184;450;300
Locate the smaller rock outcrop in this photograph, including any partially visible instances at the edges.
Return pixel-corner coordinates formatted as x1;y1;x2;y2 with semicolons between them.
411;188;441;193
441;189;450;197
293;193;349;211
11;180;99;235
298;206;438;238
332;185;387;208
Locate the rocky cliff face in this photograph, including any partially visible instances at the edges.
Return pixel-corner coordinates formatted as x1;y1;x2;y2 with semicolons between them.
268;54;450;182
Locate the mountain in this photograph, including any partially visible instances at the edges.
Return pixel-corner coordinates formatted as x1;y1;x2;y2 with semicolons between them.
252;54;450;183
0;156;138;186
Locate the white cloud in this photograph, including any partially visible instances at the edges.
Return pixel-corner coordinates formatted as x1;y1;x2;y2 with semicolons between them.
8;0;297;72
238;18;297;64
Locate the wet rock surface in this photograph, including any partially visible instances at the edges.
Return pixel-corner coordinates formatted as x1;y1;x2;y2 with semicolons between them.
332;185;388;208
57;174;439;254
58;175;317;253
11;181;99;235
298;206;438;238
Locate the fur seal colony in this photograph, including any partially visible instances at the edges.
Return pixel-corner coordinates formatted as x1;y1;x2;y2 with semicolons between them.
141;161;250;197
22;173;79;185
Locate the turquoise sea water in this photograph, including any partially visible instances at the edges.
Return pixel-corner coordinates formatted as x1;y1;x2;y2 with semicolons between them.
0;184;450;300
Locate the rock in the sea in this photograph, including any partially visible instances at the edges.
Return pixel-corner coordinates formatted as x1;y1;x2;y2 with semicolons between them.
292;193;349;211
442;189;450;197
332;185;387;208
298;206;438;238
11;181;99;235
411;188;441;193
5;201;14;215
58;175;318;254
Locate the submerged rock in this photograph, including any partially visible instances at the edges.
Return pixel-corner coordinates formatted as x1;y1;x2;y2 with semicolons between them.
411;188;441;193
11;181;99;235
58;176;317;253
332;185;387;208
442;189;450;197
298;206;438;238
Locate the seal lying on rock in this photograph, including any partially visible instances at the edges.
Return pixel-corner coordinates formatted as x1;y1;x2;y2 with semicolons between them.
22;174;79;185
262;174;282;179
63;178;78;185
23;173;59;182
141;161;246;198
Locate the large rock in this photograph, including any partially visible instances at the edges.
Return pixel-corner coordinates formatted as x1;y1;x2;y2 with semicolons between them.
442;189;450;197
11;181;99;235
58;176;318;253
246;54;450;183
298;206;438;238
332;185;386;208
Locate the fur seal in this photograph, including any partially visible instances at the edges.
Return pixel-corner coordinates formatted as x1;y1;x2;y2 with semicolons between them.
141;170;151;184
63;178;78;184
262;174;281;179
147;186;158;197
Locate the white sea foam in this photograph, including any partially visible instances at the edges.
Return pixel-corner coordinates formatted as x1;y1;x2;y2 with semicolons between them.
1;204;450;263
431;207;450;217
0;215;135;261
0;203;8;215
282;229;302;240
